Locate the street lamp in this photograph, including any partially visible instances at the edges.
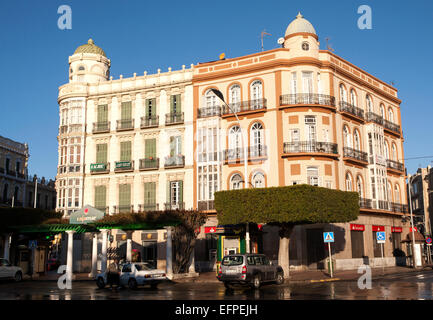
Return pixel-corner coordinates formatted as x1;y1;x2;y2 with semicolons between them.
407;174;417;268
210;88;250;253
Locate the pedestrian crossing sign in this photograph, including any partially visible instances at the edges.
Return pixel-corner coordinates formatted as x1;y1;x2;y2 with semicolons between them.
323;232;334;243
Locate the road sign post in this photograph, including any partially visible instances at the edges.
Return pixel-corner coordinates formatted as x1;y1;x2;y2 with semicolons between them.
426;237;432;264
323;232;335;278
376;231;386;275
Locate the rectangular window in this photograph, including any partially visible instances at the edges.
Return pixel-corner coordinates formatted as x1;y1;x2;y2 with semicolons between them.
145;139;156;158
74;188;79;207
145;98;156;118
302;71;313;94
96;144;107;163
119;184;131;211
97;104;108;123
121;101;132;120
391;232;402;252
351;230;365;258
144;182;156;205
372;231;382;258
94;186;106;210
167;180;183;207
170;95;181;114
169;136;182;156
120;141;132;161
291;72;297;94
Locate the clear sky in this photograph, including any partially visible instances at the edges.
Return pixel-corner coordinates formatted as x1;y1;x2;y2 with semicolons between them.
0;0;432;180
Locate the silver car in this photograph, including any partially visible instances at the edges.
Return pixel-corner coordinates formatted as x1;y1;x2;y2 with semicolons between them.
0;258;23;282
96;262;167;289
217;254;284;289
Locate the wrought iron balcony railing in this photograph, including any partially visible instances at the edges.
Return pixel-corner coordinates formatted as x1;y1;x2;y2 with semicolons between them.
164;155;185;168
386;159;404;172
343;147;368;163
140;116;159;128
138;203;159;212
93;122;110;133
165;112;184;125
114;160;134;172
198;200;215;211
383;119;401;134
365;112;383;125
116;119;134;131
139;158;159;170
198;106;221;118
283;141;338;154
339;101;364;119
113;205;134;214
221;98;267;115
359;198;408;213
280;93;336;106
248;145;267;158
224;148;244;161
164;202;185;210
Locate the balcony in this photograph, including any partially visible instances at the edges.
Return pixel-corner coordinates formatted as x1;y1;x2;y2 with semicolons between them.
60;125;68;134
283;141;338;155
198;200;215;211
383;119;401;135
280;94;336;107
90;163;110;174
164;155;185;168
339;101;364;120
139;158;160;171
386;159;404;173
221;99;267;115
93;122;110;134
114;160;134;172
165;112;184;125
224;148;244;162
360;198;408;214
138;203;159;212
113;205;134;214
164;202;185;210
248;145;267;159
198;106;221;118
140;116;159;128
116;119;134;131
343;147;368;164
365;112;383;125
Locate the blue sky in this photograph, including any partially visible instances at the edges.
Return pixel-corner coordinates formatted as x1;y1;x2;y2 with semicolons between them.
0;0;432;180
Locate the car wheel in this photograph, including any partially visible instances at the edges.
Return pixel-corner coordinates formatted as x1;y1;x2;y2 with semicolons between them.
276;272;284;285
96;277;105;289
128;278;137;290
14;272;22;282
251;274;261;289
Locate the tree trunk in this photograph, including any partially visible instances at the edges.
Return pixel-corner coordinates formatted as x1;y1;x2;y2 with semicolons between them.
278;223;294;279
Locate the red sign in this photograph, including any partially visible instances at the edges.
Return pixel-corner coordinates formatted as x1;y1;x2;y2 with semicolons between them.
350;224;365;231
391;227;402;233
410;227;418;232
205;227;217;233
372;225;385;232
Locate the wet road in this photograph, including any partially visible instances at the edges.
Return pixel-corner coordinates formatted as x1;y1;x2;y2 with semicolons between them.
1;270;433;300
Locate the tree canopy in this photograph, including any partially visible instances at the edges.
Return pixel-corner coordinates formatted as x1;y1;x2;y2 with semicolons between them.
0;207;62;232
215;184;360;225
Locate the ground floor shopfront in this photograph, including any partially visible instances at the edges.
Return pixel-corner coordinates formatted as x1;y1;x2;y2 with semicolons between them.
192;212;427;272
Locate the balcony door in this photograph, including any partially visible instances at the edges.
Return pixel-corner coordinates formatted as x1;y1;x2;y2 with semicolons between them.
302;72;313;97
228;126;242;159
250;122;264;157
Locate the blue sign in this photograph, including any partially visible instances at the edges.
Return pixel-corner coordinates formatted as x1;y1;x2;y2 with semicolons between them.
323;232;334;243
376;231;386;243
426;237;432;245
28;240;37;249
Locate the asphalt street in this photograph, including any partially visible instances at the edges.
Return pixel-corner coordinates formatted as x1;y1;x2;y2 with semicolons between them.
1;270;433;300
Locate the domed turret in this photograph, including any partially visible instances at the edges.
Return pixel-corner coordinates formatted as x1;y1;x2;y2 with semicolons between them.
68;38;110;83
283;13;319;58
285;12;316;38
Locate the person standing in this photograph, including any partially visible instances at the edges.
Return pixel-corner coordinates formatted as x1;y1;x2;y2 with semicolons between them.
107;259;120;291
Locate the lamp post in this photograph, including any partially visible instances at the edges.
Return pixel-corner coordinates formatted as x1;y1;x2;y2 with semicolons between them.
210;89;250;253
407;174;417;268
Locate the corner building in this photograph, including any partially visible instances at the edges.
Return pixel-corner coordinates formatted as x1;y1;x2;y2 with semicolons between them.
193;13;409;271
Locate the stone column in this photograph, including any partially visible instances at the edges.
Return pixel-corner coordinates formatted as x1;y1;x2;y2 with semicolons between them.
3;233;11;262
166;227;173;278
89;233;98;278
66;230;75;282
100;229;108;273
126;236;132;262
189;247;196;273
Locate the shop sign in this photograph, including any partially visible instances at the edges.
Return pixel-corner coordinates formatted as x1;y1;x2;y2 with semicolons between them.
372;225;385;232
90;163;107;171
69;205;105;224
115;161;131;169
391;227;402;233
350;224;365;231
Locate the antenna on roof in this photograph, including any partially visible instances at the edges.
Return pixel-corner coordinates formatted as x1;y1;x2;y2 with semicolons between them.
261;29;272;51
325;37;335;52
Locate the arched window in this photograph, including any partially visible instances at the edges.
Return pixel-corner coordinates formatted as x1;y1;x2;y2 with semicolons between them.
366;95;373;113
346;173;353;191
388;108;394;123
391;143;397;160
250;80;263;109
354;129;361;150
380;104;385;119
387;181;393;202
394;184;401;204
384;141;390;159
229;84;241;112
250;122;264;157
356;176;364;198
252;172;265;188
228;126;242;159
78;65;85;72
230;174;243;190
205;89;217;108
343;125;352;148
350;89;357;107
340;84;347;102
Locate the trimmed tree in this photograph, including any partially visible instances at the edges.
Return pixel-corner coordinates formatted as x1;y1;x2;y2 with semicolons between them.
0;207;62;232
214;184;359;277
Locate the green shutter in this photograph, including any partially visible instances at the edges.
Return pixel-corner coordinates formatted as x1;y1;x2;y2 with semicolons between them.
94;186;106;209
119;184;131;207
144;182;156;205
217;236;222;262
151;98;156;116
121;101;132;120
240;238;246;254
96;144;107;163
120;141;131;161
169;137;175;157
145;139;156;158
97;105;108;123
178;180;183;204
167;181;171;204
175;95;181;113
170;96;175;114
146;99;156;117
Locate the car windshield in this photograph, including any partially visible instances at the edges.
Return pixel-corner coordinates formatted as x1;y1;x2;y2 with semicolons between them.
222;256;243;266
134;263;152;271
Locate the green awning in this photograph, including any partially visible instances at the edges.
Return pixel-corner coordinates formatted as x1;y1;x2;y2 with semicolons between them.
10;224;99;234
93;220;181;231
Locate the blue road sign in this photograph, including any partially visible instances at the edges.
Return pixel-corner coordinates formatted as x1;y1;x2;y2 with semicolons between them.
426;237;432;245
376;231;386;243
323;232;334;243
28;240;37;249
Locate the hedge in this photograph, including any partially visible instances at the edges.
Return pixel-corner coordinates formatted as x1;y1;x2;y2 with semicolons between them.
214;184;360;225
0;207;62;232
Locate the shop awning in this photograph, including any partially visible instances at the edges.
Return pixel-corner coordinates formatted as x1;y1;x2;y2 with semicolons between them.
10;224;99;234
93;221;181;231
402;231;426;243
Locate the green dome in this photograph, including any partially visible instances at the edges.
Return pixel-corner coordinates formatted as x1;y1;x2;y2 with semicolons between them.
74;39;106;57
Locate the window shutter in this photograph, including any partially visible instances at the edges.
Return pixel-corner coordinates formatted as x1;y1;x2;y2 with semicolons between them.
144;182;155;205
179;180;183;205
151;98;156;116
97;105;108;123
167;181;171;204
120;141;132;161
170;96;175;114
145;139;156;158
94;186;106;209
170;137;175;157
96;144;107;163
119;184;131;207
121;102;132;120
175;95;181;113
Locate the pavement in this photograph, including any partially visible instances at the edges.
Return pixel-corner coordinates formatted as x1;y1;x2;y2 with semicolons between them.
23;265;432;283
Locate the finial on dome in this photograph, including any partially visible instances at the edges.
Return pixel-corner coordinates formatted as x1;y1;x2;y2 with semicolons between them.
297;12;303;19
88;39;94;45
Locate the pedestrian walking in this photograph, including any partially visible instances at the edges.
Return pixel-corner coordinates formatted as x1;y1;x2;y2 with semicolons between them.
107;258;120;291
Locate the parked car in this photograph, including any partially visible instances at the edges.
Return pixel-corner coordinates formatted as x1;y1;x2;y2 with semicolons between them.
0;258;23;282
47;258;60;271
96;262;167;289
217;254;284;289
